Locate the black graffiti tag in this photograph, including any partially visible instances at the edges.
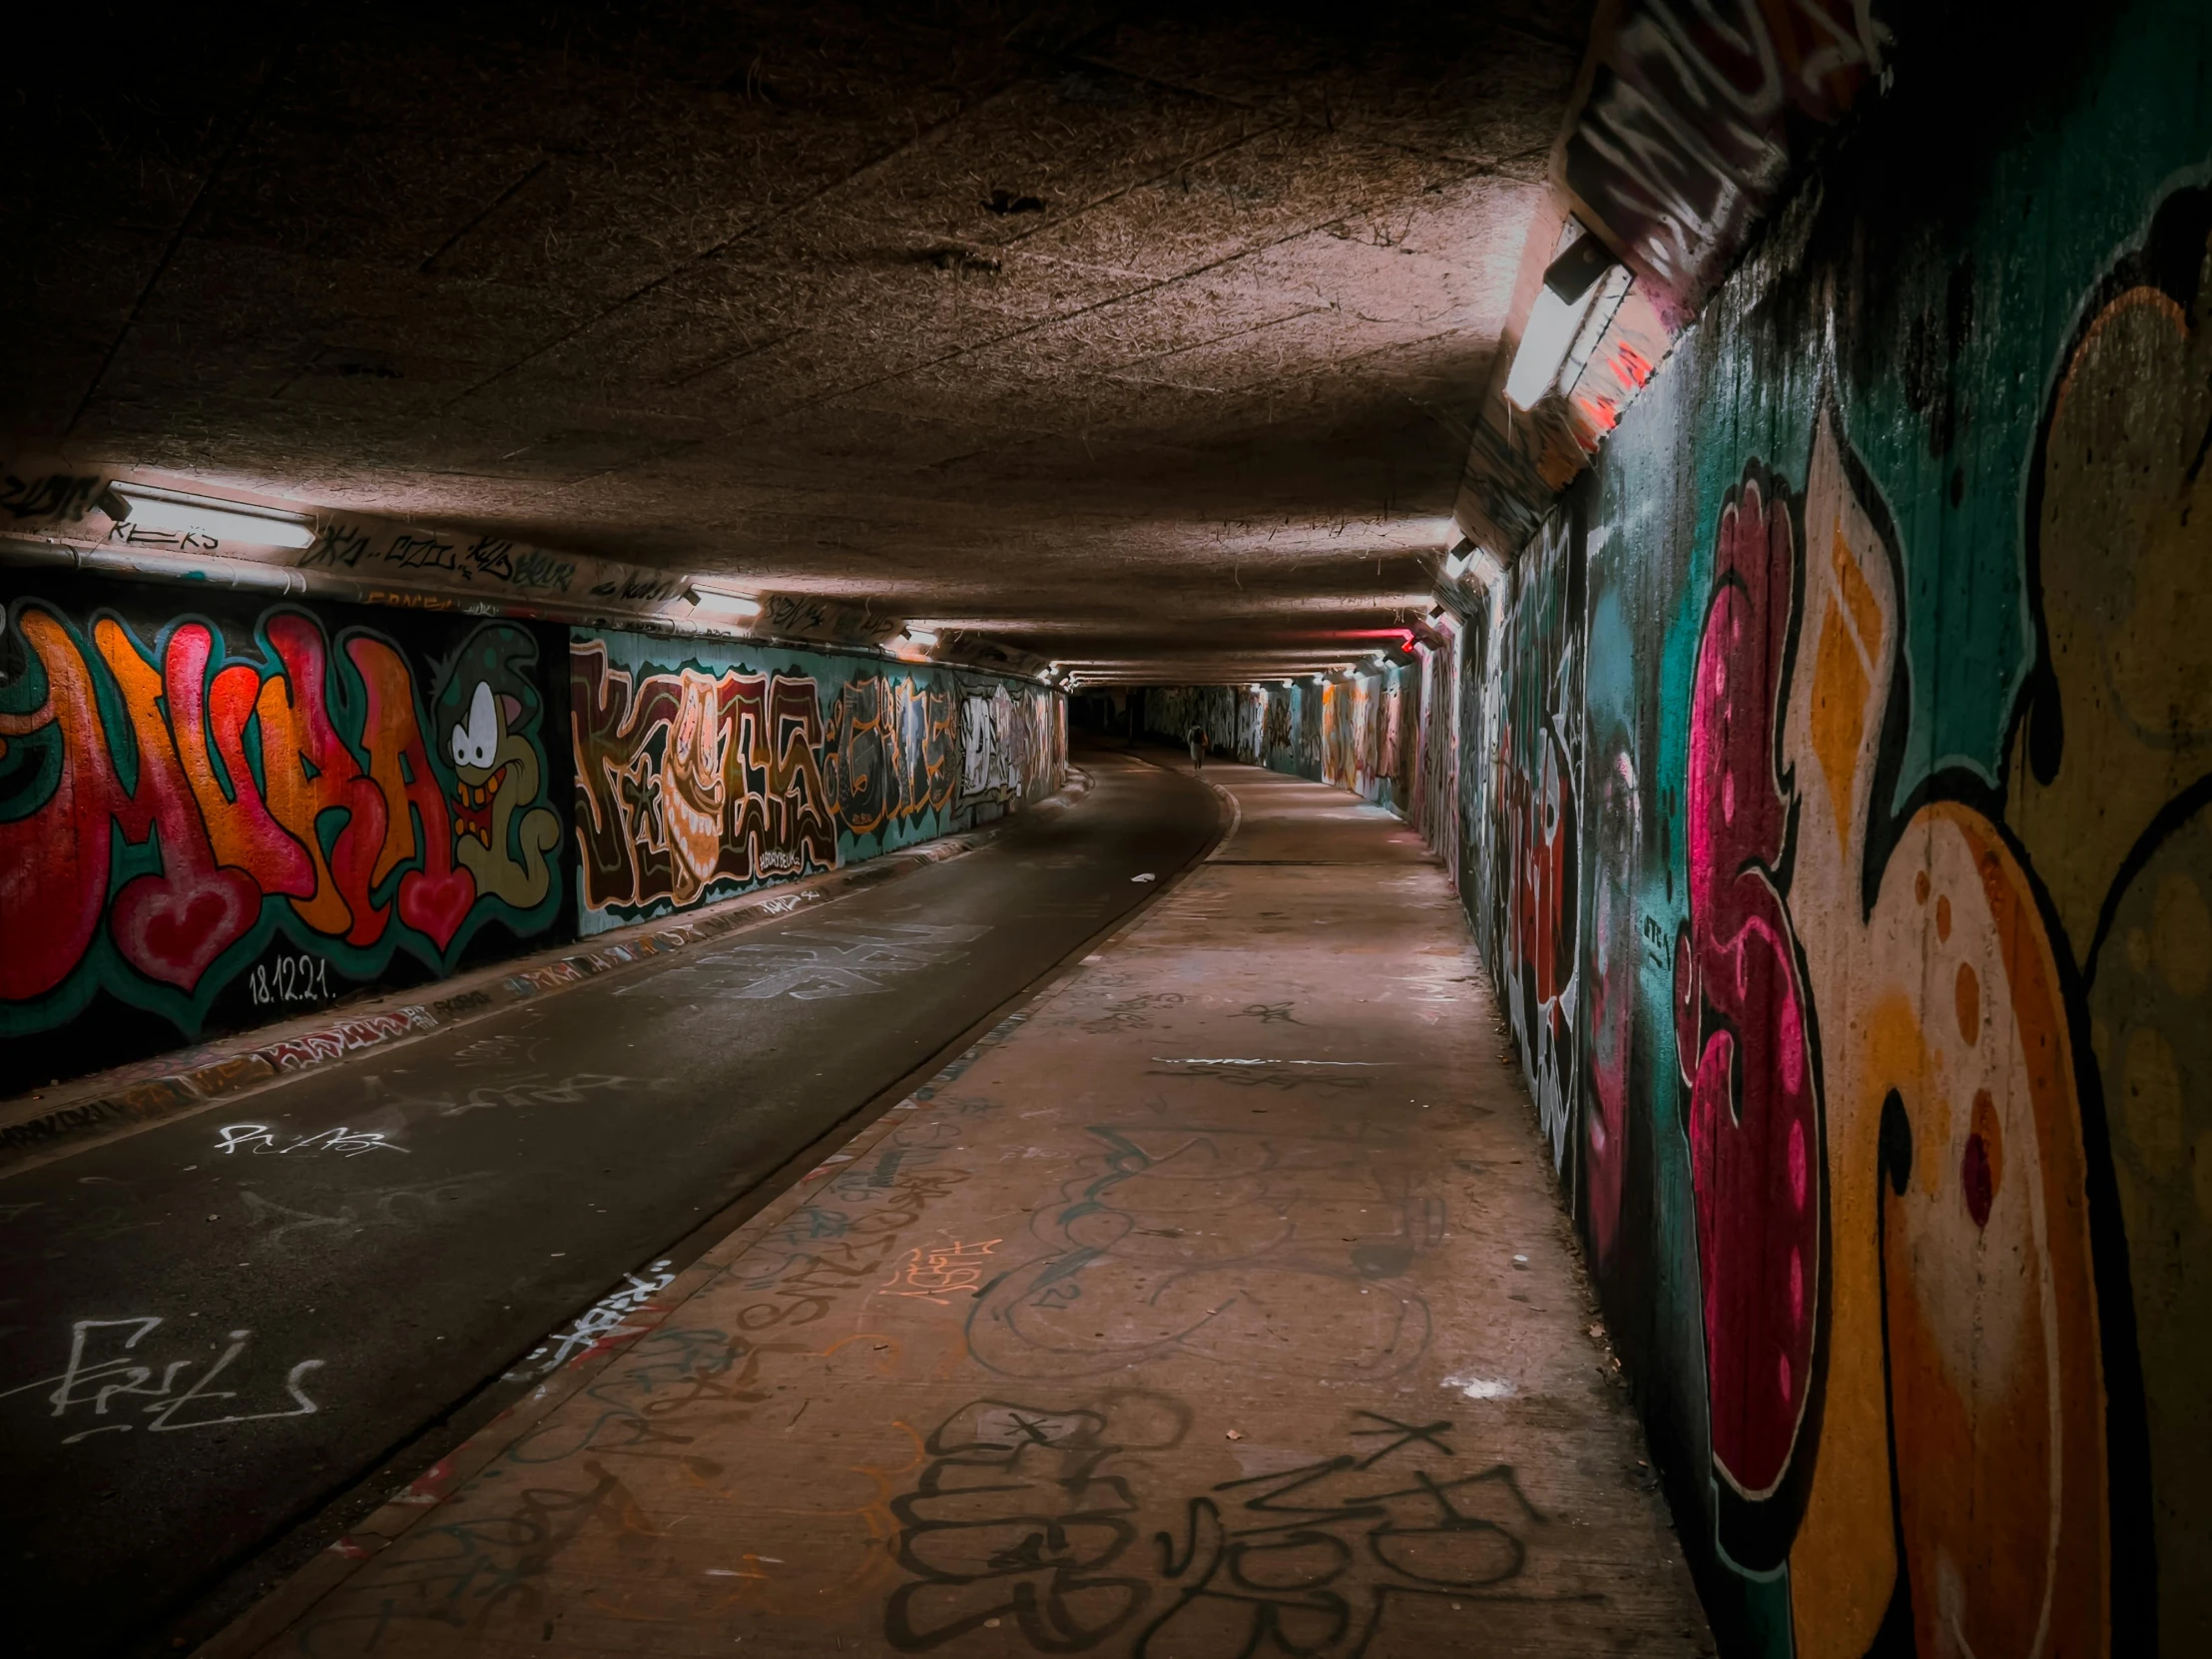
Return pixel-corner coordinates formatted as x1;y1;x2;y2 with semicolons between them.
1138;1413;1563;1658
884;1394;1192;1651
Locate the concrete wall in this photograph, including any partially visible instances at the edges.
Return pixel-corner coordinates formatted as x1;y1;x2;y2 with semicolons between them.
0;579;1063;1090
1447;3;2210;1651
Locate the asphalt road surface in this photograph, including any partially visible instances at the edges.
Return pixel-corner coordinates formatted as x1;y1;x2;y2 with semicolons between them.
0;747;1217;1657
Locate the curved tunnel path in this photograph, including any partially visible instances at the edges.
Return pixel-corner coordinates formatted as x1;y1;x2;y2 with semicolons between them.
0;748;1221;1657
213;753;1713;1659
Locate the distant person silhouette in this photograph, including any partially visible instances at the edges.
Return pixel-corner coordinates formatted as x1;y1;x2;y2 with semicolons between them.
1187;726;1206;770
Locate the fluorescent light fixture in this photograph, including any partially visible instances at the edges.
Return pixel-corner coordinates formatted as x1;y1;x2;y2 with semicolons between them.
1443;543;1506;591
1559;264;1634;396
1504;231;1616;410
900;625;939;648
111;484;315;550
684;582;761;621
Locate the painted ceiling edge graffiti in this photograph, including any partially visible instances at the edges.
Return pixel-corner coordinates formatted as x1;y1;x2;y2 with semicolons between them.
1453;0;1894;577
0;463;1054;685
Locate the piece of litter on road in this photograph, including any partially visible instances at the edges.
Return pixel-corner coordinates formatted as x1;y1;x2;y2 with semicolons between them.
1511;1253;1529;1265
705;1568;738;1577
1131;871;1156;882
1225;1428;1244;1440
1443;1372;1516;1400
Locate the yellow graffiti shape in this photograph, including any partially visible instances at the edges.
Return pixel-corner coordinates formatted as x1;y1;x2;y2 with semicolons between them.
2009;196;2212;1647
451;680;557;910
1878;810;2105;1659
1779;402;2106;1659
2014;277;2212;947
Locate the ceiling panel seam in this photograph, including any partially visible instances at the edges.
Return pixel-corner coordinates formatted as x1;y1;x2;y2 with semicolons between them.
724;178;1524;435
64;42;292;441
434;78;1035;415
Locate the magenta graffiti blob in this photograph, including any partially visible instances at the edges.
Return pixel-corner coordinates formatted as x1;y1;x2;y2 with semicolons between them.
1671;470;1820;1519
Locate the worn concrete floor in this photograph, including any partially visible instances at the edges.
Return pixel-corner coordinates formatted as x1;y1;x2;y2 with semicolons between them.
233;758;1712;1658
1;756;1216;1659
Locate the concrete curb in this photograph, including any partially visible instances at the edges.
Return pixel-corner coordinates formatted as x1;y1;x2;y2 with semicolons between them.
0;771;1092;1175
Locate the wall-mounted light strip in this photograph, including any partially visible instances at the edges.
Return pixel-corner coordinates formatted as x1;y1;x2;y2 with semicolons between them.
1504;231;1619;411
109;483;316;550
681;582;762;623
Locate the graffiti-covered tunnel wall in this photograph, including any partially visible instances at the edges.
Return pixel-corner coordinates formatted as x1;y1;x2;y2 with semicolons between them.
1141;667;1421;813
572;629;1065;935
1453;3;2210;1653
0;575;574;1096
0;580;1063;1092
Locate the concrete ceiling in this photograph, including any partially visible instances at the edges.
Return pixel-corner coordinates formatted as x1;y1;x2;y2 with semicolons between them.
3;2;1588;681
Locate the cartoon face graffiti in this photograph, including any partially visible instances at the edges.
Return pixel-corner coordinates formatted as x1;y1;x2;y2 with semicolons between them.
448;680;529;845
437;630;560;910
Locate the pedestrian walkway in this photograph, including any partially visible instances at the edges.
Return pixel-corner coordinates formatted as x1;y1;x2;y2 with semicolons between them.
221;757;1713;1659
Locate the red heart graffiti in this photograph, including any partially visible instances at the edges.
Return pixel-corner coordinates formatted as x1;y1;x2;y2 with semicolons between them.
399;863;477;951
111;866;263;991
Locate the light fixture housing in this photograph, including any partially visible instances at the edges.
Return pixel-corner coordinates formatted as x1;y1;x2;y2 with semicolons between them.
1504;231;1617;410
901;625;940;648
683;582;762;623
110;484;316;551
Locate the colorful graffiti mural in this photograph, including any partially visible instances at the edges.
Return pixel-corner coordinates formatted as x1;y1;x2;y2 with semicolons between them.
1473;518;1586;1171
1446;10;2210;1649
1142;672;1415;809
0;582;567;1077
572;641;837;917
572;630;1064;934
1669;403;2107;1650
1410;635;1460;885
1140;685;1267;770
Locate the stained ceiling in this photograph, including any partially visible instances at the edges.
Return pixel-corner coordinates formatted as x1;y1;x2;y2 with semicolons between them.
3;2;1589;681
